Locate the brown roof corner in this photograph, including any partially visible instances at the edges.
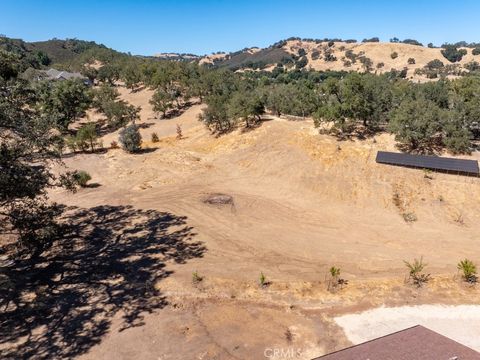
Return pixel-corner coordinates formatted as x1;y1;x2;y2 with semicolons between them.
314;325;480;360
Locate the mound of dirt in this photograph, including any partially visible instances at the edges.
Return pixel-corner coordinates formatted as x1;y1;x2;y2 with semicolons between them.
203;193;234;206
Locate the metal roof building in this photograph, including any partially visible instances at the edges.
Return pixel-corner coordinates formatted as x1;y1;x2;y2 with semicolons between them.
314;325;480;360
40;68;92;86
376;151;479;176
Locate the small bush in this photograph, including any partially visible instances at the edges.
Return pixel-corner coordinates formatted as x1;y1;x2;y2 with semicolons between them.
73;170;91;187
324;49;337;62
402;212;417;222
407;57;416;64
423;169;433;179
328;266;348;291
65;136;78;153
296;56;308;69
376;62;385;69
151;132;159;143
359;56;373;71
345;49;357;63
192;271;203;285
285;328;294;342
457;259;477;284
330;266;340;281
425;59;444;70
453;213;464;225
110;140;119;149
119;124;142;153
391;52;398;59
473;47;480;56
176;124;183;139
64;123;99;153
404;257;431;287
464;61;480;71
259;272;268;288
76;123;98;152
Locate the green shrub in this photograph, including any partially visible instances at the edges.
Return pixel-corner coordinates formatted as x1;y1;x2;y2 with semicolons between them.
404;257;431;287
151;132;159;143
473;47;480;56
259;272;268;288
441;45;467;63
457;259;477;284
65;135;78;153
330;266;340;279
311;50;320;60
324;49;337;62
328;266;348;291
425;59;444;70
464;61;480;71
73;170;91;187
192;271;203;284
345;49;357;63
407;57;416;64
359;56;373;71
391;52;398;59
119;124;142;153
75;123;98;152
296;56;308;69
103;100;140;129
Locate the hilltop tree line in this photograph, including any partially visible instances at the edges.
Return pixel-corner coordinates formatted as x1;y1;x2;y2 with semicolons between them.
197;67;480;154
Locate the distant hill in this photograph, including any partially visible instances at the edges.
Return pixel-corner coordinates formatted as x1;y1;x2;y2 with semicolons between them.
196;38;480;81
153;52;201;61
0;37;108;65
4;35;480;81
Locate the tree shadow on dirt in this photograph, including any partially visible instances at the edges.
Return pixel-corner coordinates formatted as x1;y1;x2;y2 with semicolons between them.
0;205;205;359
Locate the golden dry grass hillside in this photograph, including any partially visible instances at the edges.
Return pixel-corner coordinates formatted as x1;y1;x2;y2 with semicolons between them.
200;40;480;81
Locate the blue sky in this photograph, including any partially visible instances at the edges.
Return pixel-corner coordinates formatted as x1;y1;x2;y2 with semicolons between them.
1;0;480;55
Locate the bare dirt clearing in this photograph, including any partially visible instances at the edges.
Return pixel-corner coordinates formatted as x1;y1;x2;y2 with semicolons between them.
14;86;480;359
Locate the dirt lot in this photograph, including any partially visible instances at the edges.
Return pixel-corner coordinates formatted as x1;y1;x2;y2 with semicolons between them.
4;86;480;359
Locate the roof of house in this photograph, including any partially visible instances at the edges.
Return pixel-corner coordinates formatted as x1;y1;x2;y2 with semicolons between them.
314;325;480;360
376;151;479;175
43;68;86;81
